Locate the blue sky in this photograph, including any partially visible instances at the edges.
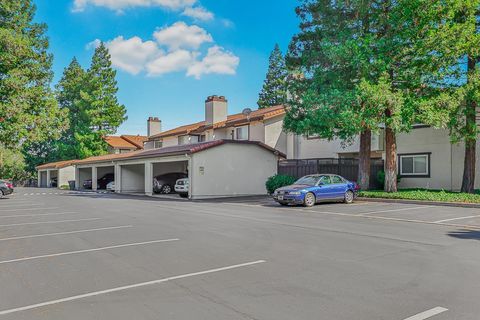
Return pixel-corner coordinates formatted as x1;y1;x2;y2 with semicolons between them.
33;0;299;135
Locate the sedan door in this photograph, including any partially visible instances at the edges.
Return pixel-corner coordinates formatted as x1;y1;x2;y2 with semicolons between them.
313;176;335;200
330;175;348;199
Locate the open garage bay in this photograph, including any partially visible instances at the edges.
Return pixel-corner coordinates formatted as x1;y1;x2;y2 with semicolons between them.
0;189;479;319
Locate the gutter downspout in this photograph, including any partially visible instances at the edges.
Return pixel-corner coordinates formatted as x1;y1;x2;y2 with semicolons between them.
186;153;193;200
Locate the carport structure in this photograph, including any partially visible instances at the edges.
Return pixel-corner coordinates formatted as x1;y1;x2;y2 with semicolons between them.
73;140;284;199
36;160;76;188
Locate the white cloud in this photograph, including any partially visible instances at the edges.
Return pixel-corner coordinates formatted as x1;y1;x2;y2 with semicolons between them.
146;50;197;76
85;38;101;50
153;22;212;50
88;22;239;78
105;36;160;74
73;0;196;12
187;46;239;79
181;6;214;21
221;19;235;28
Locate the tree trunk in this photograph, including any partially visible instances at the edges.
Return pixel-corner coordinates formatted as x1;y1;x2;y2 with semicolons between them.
461;55;477;194
384;124;397;192
358;129;371;190
461;139;476;193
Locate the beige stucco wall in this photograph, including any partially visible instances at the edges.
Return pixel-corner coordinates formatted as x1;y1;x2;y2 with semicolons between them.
120;164;145;193
293;136;339;159
190;143;278;199
162;136;179;147
249;121;265;142
58;166;75;187
396;127;454;190
264;116;287;154
396;127;480;190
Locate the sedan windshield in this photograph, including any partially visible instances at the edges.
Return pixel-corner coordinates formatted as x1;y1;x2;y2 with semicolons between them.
294;176;322;186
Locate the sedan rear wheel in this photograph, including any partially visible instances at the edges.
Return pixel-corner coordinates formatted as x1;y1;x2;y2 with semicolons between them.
303;192;316;207
344;190;354;204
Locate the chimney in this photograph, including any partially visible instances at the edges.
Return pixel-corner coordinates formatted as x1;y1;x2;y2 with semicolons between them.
205;95;228;126
147;117;162;137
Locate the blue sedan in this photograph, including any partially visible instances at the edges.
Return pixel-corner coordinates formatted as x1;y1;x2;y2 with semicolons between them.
272;174;359;207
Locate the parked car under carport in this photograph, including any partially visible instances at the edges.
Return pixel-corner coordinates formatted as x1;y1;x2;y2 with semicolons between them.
72;140;285;199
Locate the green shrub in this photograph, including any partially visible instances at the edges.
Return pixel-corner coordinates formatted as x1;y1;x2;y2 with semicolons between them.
266;174;296;194
359;189;480;204
60;185;70;190
376;170;401;189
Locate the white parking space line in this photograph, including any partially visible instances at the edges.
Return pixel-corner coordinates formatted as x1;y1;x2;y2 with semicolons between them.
434;215;480;223
0;204;42;208
0;260;266;316
360;206;435;215
0;225;132;242
403;307;448;320
0;212;76;219
0;207;58;212
0;239;179;265
0;218;101;228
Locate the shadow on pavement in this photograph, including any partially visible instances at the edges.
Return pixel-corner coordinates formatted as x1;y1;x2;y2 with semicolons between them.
448;229;480;240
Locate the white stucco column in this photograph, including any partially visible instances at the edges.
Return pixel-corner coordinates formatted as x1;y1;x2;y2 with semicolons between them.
144;162;153;196
46;170;51;188
114;164;121;193
37;171;42;188
74;167;80;190
92;166;98;191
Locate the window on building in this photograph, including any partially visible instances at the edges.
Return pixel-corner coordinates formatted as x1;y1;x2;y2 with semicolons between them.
178;135;189;145
190;135;199;144
153;140;163;149
399;154;430;177
199;134;206;142
235;126;249;140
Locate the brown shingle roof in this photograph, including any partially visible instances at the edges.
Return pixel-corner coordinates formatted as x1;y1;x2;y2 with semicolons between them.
36;160;76;170
105;135;148;149
121;135;148;149
74;140;285;166
149;105;285;140
73;151;142;165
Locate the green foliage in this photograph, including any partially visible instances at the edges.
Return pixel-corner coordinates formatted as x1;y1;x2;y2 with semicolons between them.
265;174;296;194
59;185;70;190
52;44;127;161
376;171;401;189
0;0;67;148
285;0;467;192
0;146;30;181
257;44;288;109
359;189;480;204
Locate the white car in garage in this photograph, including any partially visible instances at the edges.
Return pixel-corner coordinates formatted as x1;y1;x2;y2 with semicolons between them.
106;181;115;192
174;178;189;198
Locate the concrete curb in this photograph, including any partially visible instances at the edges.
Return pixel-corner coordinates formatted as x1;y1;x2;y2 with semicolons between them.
358;197;480;209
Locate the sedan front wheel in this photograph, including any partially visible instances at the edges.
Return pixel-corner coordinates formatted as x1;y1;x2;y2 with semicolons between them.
303;192;316;207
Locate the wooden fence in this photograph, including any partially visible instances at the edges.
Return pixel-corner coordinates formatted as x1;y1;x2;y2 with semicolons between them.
278;158;384;189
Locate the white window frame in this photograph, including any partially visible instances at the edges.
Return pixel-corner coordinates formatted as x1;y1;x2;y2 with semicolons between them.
399;153;430;177
153;140;163;149
235;125;249;140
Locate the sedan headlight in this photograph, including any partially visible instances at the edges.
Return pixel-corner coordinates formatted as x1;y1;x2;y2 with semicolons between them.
289;191;301;195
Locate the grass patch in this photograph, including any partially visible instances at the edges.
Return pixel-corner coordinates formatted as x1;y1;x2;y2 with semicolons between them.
359;188;480;204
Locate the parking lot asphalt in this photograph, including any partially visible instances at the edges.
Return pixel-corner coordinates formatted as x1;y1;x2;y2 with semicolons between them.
0;188;479;320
